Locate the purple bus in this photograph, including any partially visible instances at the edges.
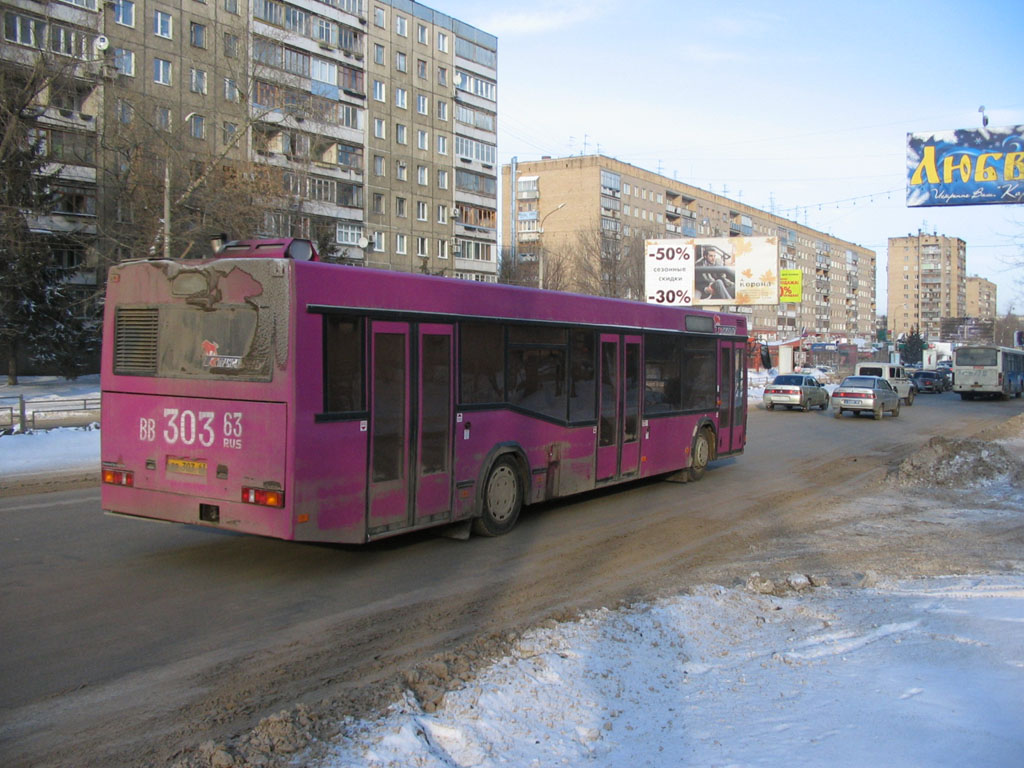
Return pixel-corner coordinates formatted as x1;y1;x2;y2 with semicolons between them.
101;238;747;543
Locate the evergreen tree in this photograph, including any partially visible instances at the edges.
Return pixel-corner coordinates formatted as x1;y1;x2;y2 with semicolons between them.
0;57;96;383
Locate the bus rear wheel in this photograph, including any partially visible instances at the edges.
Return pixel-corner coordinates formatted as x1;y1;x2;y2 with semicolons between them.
473;456;522;537
688;429;712;482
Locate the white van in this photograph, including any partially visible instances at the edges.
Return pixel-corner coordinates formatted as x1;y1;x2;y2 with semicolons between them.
853;362;915;405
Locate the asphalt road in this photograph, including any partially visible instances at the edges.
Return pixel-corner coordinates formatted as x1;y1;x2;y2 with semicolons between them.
1;390;1021;767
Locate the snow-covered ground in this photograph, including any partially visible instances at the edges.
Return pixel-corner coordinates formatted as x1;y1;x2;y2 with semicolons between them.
3;375;1022;767
311;575;1024;768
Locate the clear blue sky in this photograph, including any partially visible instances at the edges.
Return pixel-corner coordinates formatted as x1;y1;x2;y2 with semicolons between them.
439;0;1024;313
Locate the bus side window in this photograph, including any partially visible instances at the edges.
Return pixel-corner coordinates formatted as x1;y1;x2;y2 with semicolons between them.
569;329;596;422
324;316;364;413
460;323;504;404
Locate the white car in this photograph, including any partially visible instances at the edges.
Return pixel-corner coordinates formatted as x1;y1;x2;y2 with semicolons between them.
763;374;830;411
833;375;901;420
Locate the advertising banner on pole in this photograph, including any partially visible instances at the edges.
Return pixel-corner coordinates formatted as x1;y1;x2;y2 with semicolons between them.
645;236;779;307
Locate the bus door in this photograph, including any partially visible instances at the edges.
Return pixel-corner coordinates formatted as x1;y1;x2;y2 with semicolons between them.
368;322;454;533
717;339;746;454
597;334;642;482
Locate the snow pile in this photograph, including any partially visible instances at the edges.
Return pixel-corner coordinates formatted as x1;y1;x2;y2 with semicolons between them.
303;576;1024;768
889;435;1024;488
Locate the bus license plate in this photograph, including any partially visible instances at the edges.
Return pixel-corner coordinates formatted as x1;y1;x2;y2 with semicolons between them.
167;457;207;476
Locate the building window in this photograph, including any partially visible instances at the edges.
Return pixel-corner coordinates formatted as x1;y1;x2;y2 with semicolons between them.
416;201;427;221
190;68;207;94
395;51;407;72
373;80;385;101
437;239;449;259
336;223;363;246
224;0;238;13
371;193;384;214
437;100;447;121
416;236;428;257
417;130;428;150
222;121;237;144
155;106;171;131
189;114;205;139
5;13;45;48
117;98;133;124
395;87;407;109
437;169;448;189
190;22;206;48
436;135;447;155
417;165;428;185
374;43;384;64
373;231;385;252
373;118;385;139
154;10;172;38
416;94;428;115
224;78;238;101
395;233;407;254
373;154;385;176
113;48;135;76
437;31;448;52
437;204;447;224
113;0;135;27
396;161;408;181
373;6;385;27
395;15;407;36
417;59;427;79
224;32;238;57
395;123;407;145
395;196;407;217
154;58;171;85
417;23;427;44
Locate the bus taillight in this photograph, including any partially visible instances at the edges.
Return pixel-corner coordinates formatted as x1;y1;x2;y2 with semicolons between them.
241;486;285;507
102;468;134;486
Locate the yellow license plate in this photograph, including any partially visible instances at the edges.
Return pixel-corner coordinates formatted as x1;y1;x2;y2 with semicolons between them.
167;457;207;476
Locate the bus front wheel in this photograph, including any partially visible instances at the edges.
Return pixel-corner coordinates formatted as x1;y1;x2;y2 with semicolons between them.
687;429;713;482
473;456;522;537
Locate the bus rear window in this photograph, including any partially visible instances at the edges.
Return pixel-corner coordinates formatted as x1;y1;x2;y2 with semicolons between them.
114;305;271;380
955;348;997;366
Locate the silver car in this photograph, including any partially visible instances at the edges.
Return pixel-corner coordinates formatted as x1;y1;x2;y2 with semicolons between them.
832;375;901;420
763;374;830;411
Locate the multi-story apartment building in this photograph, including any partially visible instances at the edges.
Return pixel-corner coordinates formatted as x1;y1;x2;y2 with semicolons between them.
1;0;105;293
1;0;496;295
501;155;877;341
364;0;497;280
966;276;997;318
887;232;967;339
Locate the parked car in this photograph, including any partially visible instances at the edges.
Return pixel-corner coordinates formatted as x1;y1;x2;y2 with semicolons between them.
854;362;915;405
832;375;901;420
911;370;944;394
763;374;830;411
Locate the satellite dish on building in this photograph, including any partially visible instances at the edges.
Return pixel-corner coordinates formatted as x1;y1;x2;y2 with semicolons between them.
94;35;109;51
357;236;370;249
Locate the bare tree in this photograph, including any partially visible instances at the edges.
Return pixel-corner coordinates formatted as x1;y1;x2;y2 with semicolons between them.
571;225;657;299
96;81;282;261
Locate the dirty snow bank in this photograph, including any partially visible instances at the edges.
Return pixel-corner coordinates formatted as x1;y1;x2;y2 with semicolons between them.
889;435;1024;488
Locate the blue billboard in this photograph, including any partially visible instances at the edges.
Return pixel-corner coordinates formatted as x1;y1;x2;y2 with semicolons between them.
906;125;1024;207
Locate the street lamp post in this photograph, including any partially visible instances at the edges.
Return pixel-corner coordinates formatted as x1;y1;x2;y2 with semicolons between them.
537;202;567;289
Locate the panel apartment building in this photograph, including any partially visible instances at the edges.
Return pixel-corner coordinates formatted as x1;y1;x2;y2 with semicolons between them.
0;0;498;293
966;276;997;319
886;232;967;339
501;155;877;342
